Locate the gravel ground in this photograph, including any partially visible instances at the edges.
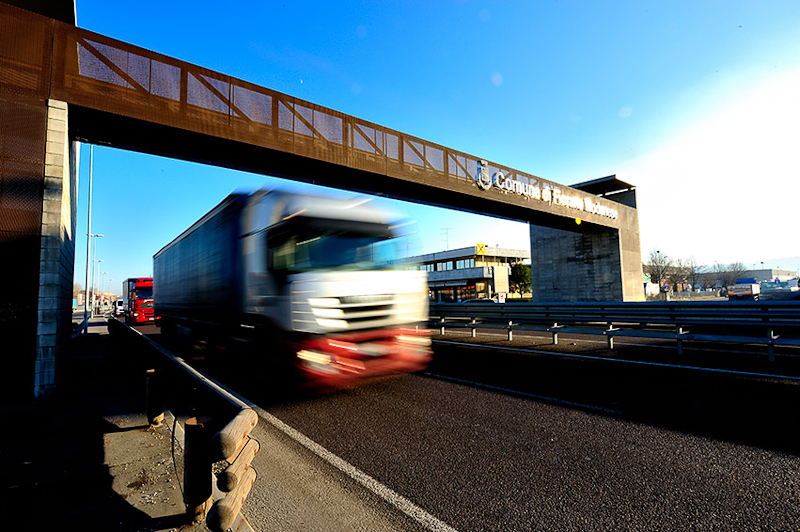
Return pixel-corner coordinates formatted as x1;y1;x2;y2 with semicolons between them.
1;322;206;532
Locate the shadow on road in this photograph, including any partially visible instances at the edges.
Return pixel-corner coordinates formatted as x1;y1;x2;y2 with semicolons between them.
428;338;800;455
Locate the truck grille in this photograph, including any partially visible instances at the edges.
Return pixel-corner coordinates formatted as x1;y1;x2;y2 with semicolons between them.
289;272;428;333
314;294;395;325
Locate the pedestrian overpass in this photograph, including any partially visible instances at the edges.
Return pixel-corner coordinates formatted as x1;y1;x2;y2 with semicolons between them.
0;1;643;398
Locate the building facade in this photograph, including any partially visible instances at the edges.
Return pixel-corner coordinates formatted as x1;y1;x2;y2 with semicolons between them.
406;244;530;301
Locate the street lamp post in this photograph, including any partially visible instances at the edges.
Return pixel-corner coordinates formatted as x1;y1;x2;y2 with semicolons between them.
86;233;103;317
100;271;109;310
656;250;662;294
82;146;94;330
93;258;104;313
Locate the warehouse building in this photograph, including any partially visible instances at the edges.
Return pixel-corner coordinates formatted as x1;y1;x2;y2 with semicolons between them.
406;244;530;301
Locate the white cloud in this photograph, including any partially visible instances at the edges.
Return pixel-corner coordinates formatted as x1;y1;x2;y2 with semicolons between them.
620;67;800;266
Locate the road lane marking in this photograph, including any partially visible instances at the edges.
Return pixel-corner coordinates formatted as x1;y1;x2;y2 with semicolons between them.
254;406;460;532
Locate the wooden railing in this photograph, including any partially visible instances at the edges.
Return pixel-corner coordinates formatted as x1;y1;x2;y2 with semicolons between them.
108;318;259;531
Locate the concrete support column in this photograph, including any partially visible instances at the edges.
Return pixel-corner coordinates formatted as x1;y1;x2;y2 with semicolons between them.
34;99;78;397
530;226;624;302
529;193;644;303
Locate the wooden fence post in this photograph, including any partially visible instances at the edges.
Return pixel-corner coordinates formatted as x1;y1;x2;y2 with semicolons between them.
145;369;164;426
184;416;213;522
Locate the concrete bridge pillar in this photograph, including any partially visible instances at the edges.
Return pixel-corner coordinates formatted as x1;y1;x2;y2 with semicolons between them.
0;96;77;400
35;99;79;397
529;202;644;303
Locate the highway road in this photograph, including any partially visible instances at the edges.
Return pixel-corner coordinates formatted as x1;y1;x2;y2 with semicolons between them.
139;324;800;531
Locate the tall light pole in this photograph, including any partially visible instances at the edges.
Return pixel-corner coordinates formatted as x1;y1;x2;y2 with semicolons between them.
656;250;662;292
100;271;109;307
89;234;103;314
441;227;452;250
93;258;104;313
83;145;94;331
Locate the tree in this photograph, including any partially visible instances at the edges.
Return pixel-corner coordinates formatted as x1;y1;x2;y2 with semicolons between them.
728;262;748;281
713;262;734;287
667;258;690;291
684;257;705;289
644;250;673;290
709;262;748;288
509;262;532;294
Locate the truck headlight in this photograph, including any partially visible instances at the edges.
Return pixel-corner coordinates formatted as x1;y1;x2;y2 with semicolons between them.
397;335;431;346
313;308;345;318
297;350;332;365
308;298;340;307
316;318;348;329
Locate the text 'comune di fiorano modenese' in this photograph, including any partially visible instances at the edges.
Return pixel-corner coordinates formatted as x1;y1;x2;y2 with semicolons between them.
476;160;619;220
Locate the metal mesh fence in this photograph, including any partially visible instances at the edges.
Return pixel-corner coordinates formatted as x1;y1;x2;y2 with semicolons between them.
0;9;48;233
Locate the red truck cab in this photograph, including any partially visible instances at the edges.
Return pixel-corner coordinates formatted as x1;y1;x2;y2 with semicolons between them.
123;277;155;324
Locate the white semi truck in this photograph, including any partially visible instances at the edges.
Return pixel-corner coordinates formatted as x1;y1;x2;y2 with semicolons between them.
727;278;761;301
153;188;431;388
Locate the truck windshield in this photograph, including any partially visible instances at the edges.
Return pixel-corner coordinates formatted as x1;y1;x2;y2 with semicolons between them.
135;287;153;299
270;218;402;273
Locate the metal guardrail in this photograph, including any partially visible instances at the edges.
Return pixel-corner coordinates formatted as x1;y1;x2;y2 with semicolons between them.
107;318;258;531
430;301;800;361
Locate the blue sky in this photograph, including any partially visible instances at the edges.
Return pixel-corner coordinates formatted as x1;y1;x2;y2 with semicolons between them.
72;1;800;293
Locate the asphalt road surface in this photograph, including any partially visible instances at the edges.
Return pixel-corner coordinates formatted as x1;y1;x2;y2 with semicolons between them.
143;325;800;531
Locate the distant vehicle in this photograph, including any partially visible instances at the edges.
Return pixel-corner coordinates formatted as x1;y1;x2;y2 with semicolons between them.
153;188;431;389
727;278;761;301
122;277;155;323
114;299;124;316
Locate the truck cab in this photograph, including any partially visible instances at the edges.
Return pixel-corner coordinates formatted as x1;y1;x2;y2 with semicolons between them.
123;277;155;323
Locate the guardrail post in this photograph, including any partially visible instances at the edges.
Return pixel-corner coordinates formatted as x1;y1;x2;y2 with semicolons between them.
676;326;684;356
184;416;214;522
552;323;558;345
440;317;446;335
507;321;513;341
606;324;616;351
768;328;776;363
471;318;477;338
145;368;165;426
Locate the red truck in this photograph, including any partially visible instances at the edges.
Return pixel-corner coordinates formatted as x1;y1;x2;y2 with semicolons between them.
122;277;155;324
